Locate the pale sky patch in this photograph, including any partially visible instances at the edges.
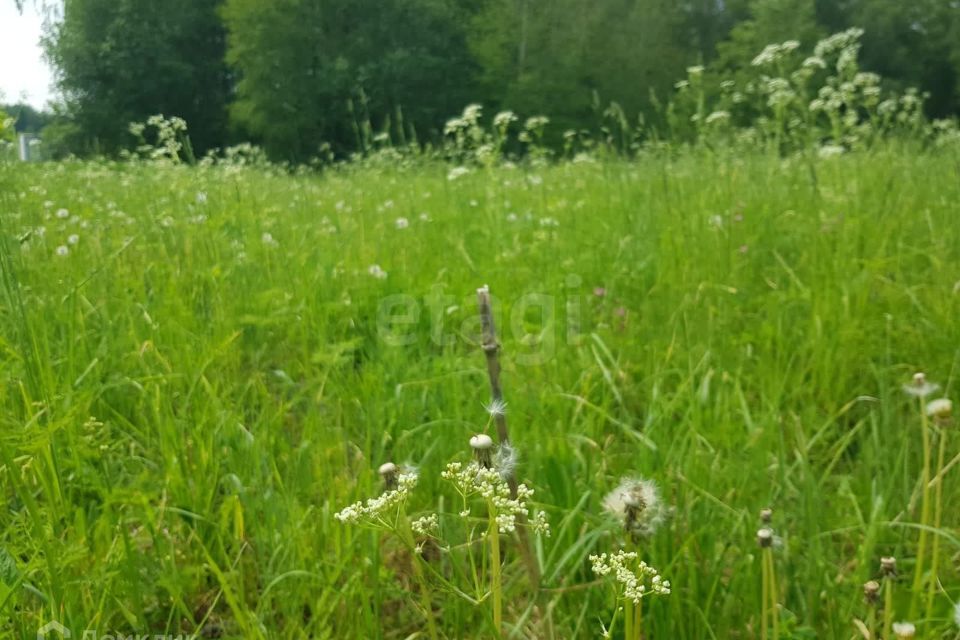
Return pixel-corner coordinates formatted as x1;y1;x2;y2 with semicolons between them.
0;2;57;108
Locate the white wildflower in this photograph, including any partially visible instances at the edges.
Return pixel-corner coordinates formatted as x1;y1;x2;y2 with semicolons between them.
56;208;69;219
411;513;439;536
367;264;388;280
589;550;670;603
447;166;470;182
395;217;409;229
531;510;550;537
55;245;69;257
441;460;535;534
334;471;419;525
818;145;846;159
261;232;278;247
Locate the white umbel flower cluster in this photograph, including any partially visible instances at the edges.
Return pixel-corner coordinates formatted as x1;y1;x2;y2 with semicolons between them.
441;460;546;535
589;550;671;603
334;471;418;525
411;513;439;536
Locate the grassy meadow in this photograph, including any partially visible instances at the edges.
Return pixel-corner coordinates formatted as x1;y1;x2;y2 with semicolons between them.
1;146;959;638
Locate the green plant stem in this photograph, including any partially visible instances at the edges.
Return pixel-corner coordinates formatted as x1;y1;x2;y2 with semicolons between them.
625;599;635;640
488;506;502;638
634;596;643;640
883;577;894;640
398;510;440;640
910;398;932;619
765;548;779;640
761;548;769;640
924;424;948;624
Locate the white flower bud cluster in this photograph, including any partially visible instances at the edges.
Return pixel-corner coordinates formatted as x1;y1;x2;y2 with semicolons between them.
589;550;671;603
411;514;439;537
334;472;418;525
441;461;547;535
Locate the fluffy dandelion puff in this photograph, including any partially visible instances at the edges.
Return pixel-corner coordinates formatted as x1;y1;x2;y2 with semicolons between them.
55;245;69;257
56;208;69;219
394;217;409;229
492;442;519;480
67;234;80;245
892;621;916;638
925;398;952;419
367;264;388;280
483;398;508;418
903;372;939;398
603;477;667;538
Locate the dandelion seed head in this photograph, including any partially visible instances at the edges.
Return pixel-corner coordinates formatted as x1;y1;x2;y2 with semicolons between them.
892;621;915;638
56;208;69;219
394;217;409;229
483;398;508;418
757;527;774;548
603;477;666;538
881;556;896;577
67;234;79;245
904;372;939;398
925;398;952;419
493;442;518;480
55;245;69;257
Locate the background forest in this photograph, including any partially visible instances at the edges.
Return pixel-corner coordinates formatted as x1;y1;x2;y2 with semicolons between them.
4;0;960;161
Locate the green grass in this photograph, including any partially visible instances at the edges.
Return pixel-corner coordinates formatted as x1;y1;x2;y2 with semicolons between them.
1;145;959;638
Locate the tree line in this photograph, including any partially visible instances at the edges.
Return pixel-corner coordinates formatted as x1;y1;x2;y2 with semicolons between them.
21;0;960;160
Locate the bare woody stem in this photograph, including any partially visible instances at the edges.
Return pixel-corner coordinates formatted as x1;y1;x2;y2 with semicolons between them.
476;285;542;590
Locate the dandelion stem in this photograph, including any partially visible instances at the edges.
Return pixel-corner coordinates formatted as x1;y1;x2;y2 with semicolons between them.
883;575;894;640
924;423;948;623
476;285;542;590
765;547;779;640
761;547;769;640
910;396;932;619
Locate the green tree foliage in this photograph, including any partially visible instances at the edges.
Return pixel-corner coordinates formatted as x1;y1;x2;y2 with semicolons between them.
0;103;52;134
842;0;959;116
33;0;960;158
469;0;697;134
43;0;230;154
221;0;479;161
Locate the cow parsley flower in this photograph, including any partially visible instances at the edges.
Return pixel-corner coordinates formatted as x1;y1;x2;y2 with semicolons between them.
589;550;670;603
441;460;542;535
334;471;419;526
